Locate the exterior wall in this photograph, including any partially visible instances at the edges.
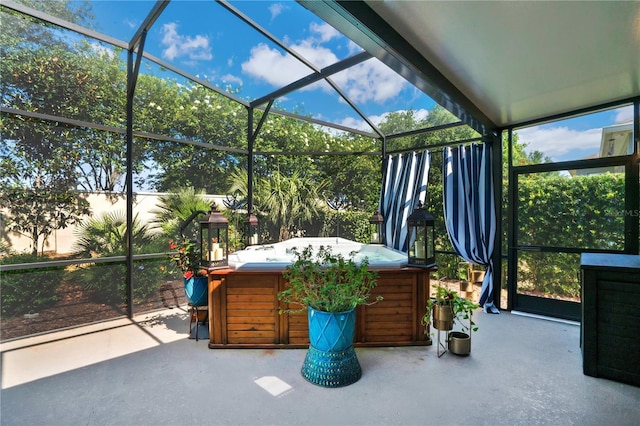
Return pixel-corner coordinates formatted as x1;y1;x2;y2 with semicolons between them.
3;192;225;255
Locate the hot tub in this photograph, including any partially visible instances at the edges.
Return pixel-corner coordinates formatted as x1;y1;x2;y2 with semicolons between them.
228;237;407;271
208;238;435;349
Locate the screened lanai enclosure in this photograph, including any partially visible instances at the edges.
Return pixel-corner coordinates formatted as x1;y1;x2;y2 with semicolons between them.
1;1;638;340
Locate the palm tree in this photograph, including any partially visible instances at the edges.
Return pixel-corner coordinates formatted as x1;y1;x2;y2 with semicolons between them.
150;187;212;242
260;168;327;241
71;210;164;304
227;167;327;241
72;210;157;256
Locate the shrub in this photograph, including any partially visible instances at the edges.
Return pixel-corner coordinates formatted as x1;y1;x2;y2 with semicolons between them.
0;253;63;317
516;173;624;298
70;257;165;305
319;210;373;243
70;211;166;305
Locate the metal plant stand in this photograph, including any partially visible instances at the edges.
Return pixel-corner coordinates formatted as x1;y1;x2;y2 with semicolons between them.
189;305;208;341
436;329;448;358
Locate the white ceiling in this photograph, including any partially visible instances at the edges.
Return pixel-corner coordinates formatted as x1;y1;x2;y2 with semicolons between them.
324;1;640;130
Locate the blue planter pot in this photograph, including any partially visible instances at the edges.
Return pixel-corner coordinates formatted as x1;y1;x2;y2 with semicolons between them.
302;306;361;387
307;306;356;352
183;276;208;306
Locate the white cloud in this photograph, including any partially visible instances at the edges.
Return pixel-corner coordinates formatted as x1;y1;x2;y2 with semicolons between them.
516;125;602;161
336;109;430;132
516;105;634;161
331;60;407;104
309;22;340;43
412;109;430;122
89;42;117;58
160;22;212;62
337;116;371;131
292;40;340;69
614;105;633;123
268;3;288;20
241;24;406;105
123;19;137;29
241;43;315;86
346;39;363;55
221;73;243;87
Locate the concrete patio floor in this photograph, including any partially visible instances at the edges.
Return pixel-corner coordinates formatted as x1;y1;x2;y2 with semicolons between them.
1;307;639;426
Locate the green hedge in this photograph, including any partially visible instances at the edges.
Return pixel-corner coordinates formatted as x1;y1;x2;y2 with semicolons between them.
517;173;625;297
1;253;63;317
69;258;166;305
319;210;372;243
517;173;625;249
431;172;626;299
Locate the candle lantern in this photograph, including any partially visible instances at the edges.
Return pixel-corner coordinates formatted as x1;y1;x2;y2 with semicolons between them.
407;201;436;268
199;203;229;269
245;212;259;247
369;211;384;244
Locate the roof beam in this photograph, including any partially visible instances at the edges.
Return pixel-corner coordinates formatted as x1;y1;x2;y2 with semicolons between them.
250;51;372;108
1;0;127;49
129;1;168;51
219;0;319;73
299;0;497;135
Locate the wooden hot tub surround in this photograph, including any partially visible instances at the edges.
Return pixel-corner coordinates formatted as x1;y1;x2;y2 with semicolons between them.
207;267;434;349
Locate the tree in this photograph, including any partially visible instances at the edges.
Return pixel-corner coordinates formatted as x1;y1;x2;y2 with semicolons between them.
145;82;247;193
72;47;129;192
228;166;327;242
0;44;101;254
313;133;381;212
261;168;327;241
149;187;212;242
0;0;94;51
72;210;157;256
0;124;91;255
70;210;164;304
0;2;114;254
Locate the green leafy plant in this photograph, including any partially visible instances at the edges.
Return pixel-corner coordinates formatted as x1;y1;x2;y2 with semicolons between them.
278;245;382;313
422;285;479;333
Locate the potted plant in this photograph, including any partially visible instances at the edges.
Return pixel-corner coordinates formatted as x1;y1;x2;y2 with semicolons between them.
166;238;209;340
422;285;479;356
167;238;209;306
278;245;382;387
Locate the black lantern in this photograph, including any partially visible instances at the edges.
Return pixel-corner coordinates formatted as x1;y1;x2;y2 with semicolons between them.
407;201;436;268
199;203;229;269
245;212;259;247
369;211;384;244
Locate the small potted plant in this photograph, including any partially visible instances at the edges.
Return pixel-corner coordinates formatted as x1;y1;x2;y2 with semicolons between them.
167;238;208;306
422;285;479;356
278;245;382;387
166;238;209;340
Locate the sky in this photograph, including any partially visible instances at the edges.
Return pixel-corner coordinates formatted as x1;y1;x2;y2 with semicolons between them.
85;0;633;163
516;106;634;163
88;0;434;136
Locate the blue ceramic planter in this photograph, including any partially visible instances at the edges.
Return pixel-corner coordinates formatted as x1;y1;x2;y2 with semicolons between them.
183;276;208;306
307;306;356;352
302;306;361;387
